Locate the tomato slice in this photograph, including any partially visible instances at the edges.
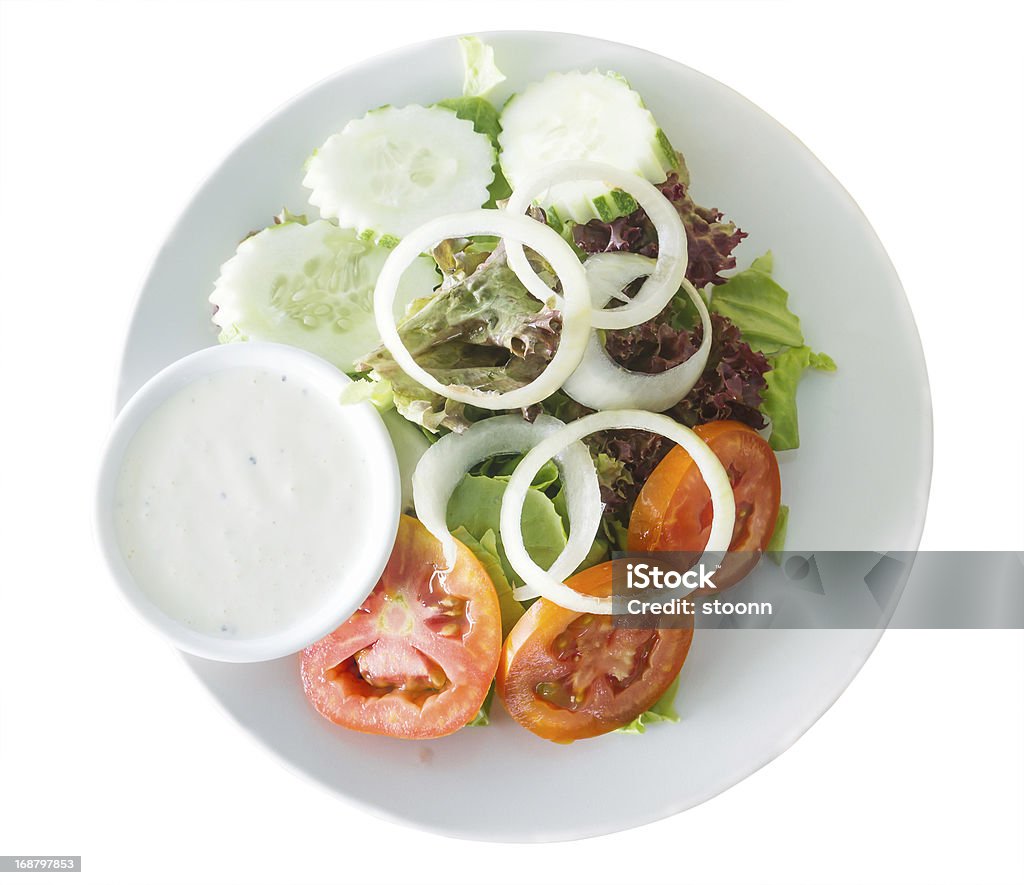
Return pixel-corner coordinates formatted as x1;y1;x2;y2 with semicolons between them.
496;561;694;743
301;515;502;739
628;420;781;592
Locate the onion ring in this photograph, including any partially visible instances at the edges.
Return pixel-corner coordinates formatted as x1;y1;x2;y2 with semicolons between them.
373;209;590;410
562;270;713;412
411;415;601;571
503;160;687;330
499;410;736;615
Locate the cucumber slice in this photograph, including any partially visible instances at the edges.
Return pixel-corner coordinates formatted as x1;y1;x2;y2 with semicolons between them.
210;218;439;372
498;71;678;224
303;105;496;242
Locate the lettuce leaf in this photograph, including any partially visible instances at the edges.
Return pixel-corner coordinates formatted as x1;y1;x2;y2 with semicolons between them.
436;96;501;143
465;684;495;727
358;245;560;432
452;526;525;636
602;513;630;553
766;504;790;565
709;252;803;354
670;313;773;430
472;452;559;490
449;457;606;627
338;375;394;409
446;474;567;586
615;676;681;734
761;346;836;450
439;37;509;207
456;36;506;98
709;253;835;451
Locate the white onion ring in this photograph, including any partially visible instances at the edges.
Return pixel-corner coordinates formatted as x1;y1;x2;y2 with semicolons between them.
579;252;659;308
411;415;602;571
503;160;687;330
373;209;590;410
499;410;736;615
562;272;713;412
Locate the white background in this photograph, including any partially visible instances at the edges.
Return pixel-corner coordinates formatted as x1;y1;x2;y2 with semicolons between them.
1;1;1022;883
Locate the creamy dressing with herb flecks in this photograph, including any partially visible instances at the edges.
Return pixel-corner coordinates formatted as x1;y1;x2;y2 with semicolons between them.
114;367;375;638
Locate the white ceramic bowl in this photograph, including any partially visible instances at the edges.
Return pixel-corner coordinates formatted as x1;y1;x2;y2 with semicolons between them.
112;32;932;840
97;342;401;663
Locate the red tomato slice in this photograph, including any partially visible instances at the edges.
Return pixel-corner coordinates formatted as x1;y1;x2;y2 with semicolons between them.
301;515;502;739
497;562;694;743
628;420;781;592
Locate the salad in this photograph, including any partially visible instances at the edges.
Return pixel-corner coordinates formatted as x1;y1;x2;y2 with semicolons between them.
209;37;834;743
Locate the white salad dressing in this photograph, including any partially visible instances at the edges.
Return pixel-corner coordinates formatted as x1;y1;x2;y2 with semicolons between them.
114;366;377;638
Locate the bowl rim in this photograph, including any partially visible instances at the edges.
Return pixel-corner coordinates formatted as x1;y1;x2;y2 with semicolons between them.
97;341;401;663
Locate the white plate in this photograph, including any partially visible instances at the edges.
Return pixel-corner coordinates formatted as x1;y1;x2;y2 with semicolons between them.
115;31;932;841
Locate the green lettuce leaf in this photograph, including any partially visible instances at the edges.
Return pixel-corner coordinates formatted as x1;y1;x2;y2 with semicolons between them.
452;526;525;637
615;676;681;734
603;515;630;553
430;233;492;284
472;452;559;490
446;474;567;586
709;252;803;354
762;346;836;450
436;95;500;142
766;504;790;565
358;246;560;432
439;35;510;207
338;376;394;409
710;253;836;452
465;684;495;727
456;35;506;98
